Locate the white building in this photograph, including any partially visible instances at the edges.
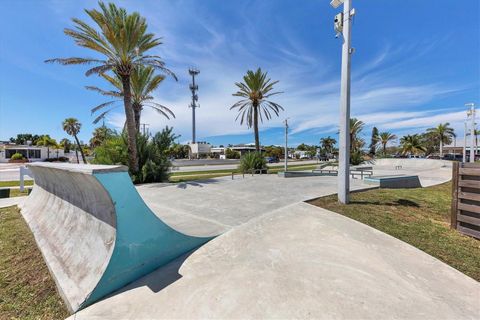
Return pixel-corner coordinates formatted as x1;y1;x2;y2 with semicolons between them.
0;144;65;163
188;142;211;159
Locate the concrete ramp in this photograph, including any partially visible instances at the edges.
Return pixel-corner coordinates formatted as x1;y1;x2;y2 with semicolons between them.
20;163;216;312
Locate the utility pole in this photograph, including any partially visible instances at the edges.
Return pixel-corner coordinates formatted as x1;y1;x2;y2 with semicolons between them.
331;0;355;204
140;123;150;136
284;119;289;172
466;103;476;163
189;68;200;144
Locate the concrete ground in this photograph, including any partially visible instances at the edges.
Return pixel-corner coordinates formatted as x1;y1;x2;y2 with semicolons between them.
70;202;479;320
67;159;480;319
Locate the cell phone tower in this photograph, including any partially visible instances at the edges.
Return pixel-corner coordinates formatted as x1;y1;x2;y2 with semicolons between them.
189;68;200;143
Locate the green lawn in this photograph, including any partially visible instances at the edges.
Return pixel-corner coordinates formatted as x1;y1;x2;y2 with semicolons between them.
0;206;68;319
308;182;480;281
0;180;33;188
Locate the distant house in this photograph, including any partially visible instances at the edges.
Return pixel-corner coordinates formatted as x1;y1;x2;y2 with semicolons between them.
0;143;65;163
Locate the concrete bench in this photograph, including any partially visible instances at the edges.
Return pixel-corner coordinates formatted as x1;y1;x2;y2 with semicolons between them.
20;163;218;312
364;175;421;188
350;166;373;179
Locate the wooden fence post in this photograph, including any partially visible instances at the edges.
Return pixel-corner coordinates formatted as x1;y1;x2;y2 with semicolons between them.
451;162;459;229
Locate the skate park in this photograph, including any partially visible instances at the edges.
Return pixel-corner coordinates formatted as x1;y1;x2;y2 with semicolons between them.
16;159;479;319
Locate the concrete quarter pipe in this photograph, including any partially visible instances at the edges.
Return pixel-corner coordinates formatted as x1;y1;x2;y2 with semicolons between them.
20;163;215;312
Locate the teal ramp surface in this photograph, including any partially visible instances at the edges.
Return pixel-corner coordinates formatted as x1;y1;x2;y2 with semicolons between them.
20;163;215;312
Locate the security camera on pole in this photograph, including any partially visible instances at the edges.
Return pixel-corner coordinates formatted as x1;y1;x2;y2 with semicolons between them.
331;0;355;204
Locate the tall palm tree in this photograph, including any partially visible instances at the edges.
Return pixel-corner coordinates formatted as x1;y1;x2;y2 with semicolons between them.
230;68;283;152
320;136;336;155
378;132;397;155
86;66;174;131
426;123;455;157
63;118;87;164
400;134;426;155
46;2;176;173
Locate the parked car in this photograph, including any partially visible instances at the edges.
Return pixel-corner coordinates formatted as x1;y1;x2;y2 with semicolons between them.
265;157;279;163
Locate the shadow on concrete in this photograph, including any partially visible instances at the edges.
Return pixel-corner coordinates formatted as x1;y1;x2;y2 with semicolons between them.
109;249;197;297
176;179;220;189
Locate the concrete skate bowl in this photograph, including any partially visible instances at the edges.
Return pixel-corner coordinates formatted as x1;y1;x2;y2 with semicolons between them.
369;158;453;187
20;163;217;313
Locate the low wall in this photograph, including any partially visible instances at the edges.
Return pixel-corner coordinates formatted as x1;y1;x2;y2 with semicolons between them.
371;158;452;169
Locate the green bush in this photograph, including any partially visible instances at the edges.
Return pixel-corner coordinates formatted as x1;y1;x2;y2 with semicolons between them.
350;150;364;165
10;153;24;160
239;152;267;173
92;127;175;183
225;148;240;159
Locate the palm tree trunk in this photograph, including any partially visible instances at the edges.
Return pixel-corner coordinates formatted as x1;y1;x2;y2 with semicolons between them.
74;135;87;164
253;105;260;152
121;75;139;173
75;149;79;164
440;140;443;158
133;104;141;133
383;143;387;156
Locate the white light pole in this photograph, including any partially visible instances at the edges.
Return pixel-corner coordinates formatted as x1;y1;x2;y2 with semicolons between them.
463;121;467;163
284;119;289;172
466;103;476;163
331;0;355;204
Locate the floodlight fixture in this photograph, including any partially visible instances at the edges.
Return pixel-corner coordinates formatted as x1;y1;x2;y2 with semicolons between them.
330;0;344;9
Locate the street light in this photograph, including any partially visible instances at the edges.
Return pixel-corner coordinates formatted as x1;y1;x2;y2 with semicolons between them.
466;102;476;163
331;0;355;204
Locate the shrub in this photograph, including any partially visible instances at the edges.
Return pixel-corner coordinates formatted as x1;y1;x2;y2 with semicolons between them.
10;153;24;160
350;150;364;165
239;152;267;173
225;148;240;159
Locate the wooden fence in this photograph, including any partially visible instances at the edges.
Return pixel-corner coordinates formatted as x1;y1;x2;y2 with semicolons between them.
451;162;480;239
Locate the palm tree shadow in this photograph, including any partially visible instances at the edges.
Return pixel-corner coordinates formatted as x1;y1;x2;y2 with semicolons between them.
176;179;219;189
349;199;420;208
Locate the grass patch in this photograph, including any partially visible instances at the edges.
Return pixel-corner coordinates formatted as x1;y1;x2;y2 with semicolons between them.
169;164;318;182
308;182;480;281
9;189;30;198
0;206;68;319
0;180;33;188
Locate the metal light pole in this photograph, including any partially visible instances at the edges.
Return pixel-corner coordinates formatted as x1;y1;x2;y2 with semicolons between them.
284;119;289;172
331;0;355;204
189;68;200;144
463;121;467;163
466;103;476;163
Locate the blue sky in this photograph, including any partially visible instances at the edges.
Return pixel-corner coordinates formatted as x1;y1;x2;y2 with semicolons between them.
0;0;479;147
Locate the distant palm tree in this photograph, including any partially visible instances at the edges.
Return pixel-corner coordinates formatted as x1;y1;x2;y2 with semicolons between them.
378;132;397;156
400;134;426;155
426;123;455;157
230;68;283;152
87;66;174;131
63;118;87;164
46;2;176;172
36;135;57;160
320;136;336;155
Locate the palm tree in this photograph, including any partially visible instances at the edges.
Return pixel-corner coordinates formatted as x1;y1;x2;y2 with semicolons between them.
36;135;57;160
400;134;426;155
378;132;397;156
87;66;174;131
46;2;176;173
426;123;455;157
320;136;336;155
230;68;283;152
63;118;87;164
90;126;114;148
350;118;365;152
369;127;379;156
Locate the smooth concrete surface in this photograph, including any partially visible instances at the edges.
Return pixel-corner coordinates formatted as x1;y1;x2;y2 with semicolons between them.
19;163;217;312
71;202;479;320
